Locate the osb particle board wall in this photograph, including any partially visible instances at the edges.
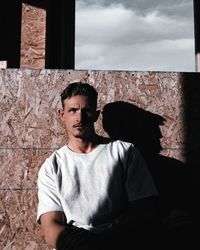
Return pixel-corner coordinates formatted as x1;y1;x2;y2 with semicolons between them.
0;69;199;249
20;3;46;69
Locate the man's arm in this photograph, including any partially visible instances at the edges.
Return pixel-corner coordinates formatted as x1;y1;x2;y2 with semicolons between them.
102;195;159;240
98;196;159;249
40;211;66;248
113;196;158;230
40;211;98;250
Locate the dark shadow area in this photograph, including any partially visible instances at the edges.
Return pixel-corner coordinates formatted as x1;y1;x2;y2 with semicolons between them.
194;0;200;58
102;101;197;245
45;0;75;69
182;73;200;226
22;0;47;8
0;0;22;67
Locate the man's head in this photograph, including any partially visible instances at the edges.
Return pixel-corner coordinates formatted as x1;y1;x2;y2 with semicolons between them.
59;82;100;140
61;82;98;109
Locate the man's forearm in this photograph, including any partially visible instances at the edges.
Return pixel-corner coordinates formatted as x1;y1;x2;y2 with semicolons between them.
43;222;66;248
56;224;99;250
112;196;158;233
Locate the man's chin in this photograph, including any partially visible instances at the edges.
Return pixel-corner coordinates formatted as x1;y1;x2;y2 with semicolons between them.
72;126;93;139
73;131;88;139
74;130;94;139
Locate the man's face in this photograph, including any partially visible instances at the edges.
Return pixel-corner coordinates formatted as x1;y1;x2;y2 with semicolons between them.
59;95;99;140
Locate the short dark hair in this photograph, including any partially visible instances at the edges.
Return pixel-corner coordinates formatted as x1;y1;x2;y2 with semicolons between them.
61;82;98;108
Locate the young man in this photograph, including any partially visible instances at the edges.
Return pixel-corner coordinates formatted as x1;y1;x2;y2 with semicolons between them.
37;82;159;250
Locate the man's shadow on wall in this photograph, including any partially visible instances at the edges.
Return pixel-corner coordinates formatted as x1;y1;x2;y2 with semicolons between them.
102;101;195;240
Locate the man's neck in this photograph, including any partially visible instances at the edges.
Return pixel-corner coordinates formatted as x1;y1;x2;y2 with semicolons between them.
67;134;100;153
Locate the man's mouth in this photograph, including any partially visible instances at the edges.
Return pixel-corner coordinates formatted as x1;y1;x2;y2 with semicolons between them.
73;123;85;128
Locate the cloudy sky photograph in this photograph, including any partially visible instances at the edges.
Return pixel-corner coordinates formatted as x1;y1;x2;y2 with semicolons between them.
75;0;195;72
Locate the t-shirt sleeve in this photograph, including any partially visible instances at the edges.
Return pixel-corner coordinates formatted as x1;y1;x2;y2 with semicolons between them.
36;156;64;224
125;145;159;201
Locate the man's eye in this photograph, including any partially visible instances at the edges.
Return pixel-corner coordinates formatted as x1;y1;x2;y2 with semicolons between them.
69;109;76;113
84;108;92;114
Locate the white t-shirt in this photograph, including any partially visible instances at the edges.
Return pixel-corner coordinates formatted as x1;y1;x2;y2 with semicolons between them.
37;140;158;232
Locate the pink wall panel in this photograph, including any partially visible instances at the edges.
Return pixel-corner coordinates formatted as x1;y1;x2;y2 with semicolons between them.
0;69;184;157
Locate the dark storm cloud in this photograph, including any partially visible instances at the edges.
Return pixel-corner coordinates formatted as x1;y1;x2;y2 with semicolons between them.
80;0;193;17
75;0;195;72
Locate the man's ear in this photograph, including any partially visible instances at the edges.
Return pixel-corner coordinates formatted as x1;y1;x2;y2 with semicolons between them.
58;108;64;120
94;110;100;122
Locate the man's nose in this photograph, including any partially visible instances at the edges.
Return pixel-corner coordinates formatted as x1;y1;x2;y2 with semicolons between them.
76;110;85;121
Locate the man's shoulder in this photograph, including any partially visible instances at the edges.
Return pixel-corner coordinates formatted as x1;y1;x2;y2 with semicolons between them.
39;145;67;173
110;139;135;149
103;139;136;157
45;145;66;160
